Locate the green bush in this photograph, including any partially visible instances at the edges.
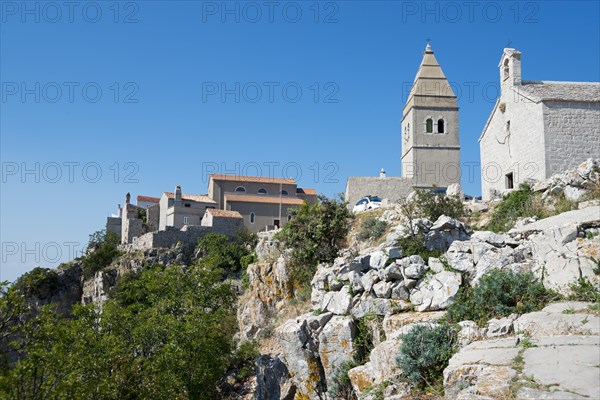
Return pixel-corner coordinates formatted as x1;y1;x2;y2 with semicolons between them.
485;184;548;232
353;313;384;364
413;190;465;222
446;269;558;326
568;278;600;303
396;234;441;263
229;340;260;381
276;195;353;295
396;323;458;389
81;230;121;279
196;233;251;273
328;360;358;400
13;267;60;298
357;218;389;241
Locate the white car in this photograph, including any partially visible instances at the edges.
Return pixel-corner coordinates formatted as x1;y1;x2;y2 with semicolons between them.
353;196;383;213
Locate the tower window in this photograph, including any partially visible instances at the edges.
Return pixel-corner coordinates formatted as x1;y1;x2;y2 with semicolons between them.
503;59;509;80
235;186;246;192
425;118;433;133
183;216;189;224
437;119;445;134
250;212;255;224
505;172;514;189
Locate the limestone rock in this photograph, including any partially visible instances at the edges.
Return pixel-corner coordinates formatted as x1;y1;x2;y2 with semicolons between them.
382;311;445;340
368;250;389;269
446;183;465;200
255;354;295;400
485;314;516;338
321;286;352;315
347;339;403;396
318;316;356;388
409;271;462;312
372;280;392;299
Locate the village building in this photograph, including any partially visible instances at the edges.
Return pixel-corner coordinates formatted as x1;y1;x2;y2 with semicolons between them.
136;195;160;209
479;48;600;200
158;185;217;230
208;174;317;232
345;43;461;207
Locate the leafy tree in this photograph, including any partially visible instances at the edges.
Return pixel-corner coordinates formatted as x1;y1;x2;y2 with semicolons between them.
81;230;121;279
196;233;251;273
275;195;353;294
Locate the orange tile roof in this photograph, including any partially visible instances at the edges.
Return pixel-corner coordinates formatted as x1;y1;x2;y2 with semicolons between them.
210;174;296;185
225;195;305;206
136;195;160;203
206;208;243;219
296;188;317;195
163;192;217;204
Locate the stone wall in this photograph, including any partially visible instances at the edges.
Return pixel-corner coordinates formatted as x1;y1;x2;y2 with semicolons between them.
146;204;160;232
544;101;600;177
106;217;121;238
345;176;414;207
479;96;546;200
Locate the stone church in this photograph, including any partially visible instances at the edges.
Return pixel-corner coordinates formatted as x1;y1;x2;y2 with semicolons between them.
345;43;461;206
479;48;600;200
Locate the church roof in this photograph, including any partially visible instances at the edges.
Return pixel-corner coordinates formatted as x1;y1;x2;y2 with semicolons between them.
517;80;600;103
403;43;458;114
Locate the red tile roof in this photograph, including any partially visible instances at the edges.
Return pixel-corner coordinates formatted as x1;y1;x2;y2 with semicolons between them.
225;195;305;206
136;195;160;203
210;174;296;185
206;208;243;219
163;192;217;204
296;188;317;195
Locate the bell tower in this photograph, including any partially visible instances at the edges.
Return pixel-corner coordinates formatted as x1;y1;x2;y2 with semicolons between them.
401;43;461;189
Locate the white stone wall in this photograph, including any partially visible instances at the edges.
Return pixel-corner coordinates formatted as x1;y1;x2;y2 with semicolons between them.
543;101;600;176
480;95;546;200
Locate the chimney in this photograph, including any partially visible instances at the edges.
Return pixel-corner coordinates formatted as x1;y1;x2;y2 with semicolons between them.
118;204;122;218
175;185;182;201
380;168;387;178
125;192;131;204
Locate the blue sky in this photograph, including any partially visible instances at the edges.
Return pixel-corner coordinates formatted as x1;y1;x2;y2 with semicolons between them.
1;0;599;282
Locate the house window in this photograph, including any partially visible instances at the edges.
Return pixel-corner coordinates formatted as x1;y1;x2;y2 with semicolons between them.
183;216;189;224
425;118;433;133
235;186;246;192
250;212;255;224
503;59;509;80
258;188;268;195
281;190;288;196
184;203;191;208
505;172;514;190
437;119;445;133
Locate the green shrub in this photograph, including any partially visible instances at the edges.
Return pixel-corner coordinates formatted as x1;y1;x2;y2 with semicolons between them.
396;323;458;389
229;340;260;381
81;230;121;279
396;234;441;263
328;360;358;400
568;278;600;303
446;269;559;326
276;195;353;295
14;267;60;297
357;218;389;241
196;233;251;273
413;190;465;222
353;312;384;364
486;184;539;232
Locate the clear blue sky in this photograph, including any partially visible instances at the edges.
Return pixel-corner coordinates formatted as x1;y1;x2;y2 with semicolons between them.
1;1;599;282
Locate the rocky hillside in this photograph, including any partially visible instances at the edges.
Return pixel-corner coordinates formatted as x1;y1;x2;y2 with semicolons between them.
241;160;600;400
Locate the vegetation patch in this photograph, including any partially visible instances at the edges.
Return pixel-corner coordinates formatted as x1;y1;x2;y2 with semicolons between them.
396;323;458;391
568;277;600;303
13;267;60;298
81;230;121;279
328;360;359;400
445;269;559;326
353;312;385;364
276;195;353;297
357;218;389;241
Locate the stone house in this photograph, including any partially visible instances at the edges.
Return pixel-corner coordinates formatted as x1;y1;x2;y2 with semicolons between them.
208;174;317;232
158;185;217;230
136;195;160;209
479;48;600;200
346;43;461;206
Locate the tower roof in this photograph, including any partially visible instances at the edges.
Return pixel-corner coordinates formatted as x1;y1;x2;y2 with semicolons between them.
403;43;457;114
